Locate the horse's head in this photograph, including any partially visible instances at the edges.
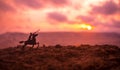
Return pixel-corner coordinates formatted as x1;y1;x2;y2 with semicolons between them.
33;34;38;37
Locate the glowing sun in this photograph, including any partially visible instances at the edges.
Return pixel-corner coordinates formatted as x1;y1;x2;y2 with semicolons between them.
74;24;93;30
79;24;92;30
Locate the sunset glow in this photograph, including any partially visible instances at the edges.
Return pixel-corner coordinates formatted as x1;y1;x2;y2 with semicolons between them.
78;24;92;30
0;0;119;33
72;24;93;31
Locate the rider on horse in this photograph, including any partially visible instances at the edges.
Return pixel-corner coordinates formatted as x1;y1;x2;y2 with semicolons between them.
27;33;38;44
27;33;33;41
19;30;40;50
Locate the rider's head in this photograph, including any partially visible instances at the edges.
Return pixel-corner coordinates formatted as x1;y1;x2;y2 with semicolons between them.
30;33;33;35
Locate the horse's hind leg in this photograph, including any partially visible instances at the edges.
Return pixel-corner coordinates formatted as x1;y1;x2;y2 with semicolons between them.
22;43;27;50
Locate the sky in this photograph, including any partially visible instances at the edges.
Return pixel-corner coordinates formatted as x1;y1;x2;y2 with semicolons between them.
0;0;120;34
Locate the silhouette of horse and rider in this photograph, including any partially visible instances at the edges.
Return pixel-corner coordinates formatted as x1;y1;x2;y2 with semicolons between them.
19;30;40;49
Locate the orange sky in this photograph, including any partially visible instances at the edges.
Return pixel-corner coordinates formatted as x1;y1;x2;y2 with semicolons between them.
0;0;120;33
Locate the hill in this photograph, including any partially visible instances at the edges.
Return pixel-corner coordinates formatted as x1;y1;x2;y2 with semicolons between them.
0;45;120;70
0;32;120;49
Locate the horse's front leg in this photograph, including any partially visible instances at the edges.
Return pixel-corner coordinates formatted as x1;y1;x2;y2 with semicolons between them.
37;42;39;49
31;44;34;48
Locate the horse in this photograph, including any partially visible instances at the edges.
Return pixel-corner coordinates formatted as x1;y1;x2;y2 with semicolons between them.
19;33;39;50
19;40;39;49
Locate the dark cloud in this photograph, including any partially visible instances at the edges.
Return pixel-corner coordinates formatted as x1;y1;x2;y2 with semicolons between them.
92;19;120;29
91;1;119;15
0;0;15;12
75;15;98;26
14;0;43;9
14;0;69;9
47;12;68;23
111;20;120;28
77;15;94;22
47;0;68;7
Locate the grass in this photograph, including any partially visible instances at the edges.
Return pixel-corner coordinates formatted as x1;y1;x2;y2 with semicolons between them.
0;44;120;70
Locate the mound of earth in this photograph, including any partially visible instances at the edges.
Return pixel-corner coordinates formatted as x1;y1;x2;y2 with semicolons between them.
0;45;120;70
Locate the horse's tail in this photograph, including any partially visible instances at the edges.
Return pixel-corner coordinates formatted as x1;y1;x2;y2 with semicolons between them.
19;41;25;43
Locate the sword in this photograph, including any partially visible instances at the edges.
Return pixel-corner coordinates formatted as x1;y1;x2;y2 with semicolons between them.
33;29;40;34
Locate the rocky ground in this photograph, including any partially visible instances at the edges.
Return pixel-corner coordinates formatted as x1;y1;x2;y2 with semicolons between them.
0;44;120;70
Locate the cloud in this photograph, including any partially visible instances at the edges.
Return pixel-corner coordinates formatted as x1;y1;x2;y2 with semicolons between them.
47;0;69;7
14;0;43;9
77;15;94;22
78;0;120;30
14;0;69;9
47;12;68;23
91;1;119;15
111;20;120;28
0;0;15;12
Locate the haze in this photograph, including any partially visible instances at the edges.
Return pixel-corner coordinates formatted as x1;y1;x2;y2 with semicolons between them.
0;0;120;34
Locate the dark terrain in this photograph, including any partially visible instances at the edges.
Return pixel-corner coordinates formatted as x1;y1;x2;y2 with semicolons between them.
0;45;120;70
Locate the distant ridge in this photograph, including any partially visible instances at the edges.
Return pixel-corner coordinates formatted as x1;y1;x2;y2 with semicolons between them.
0;32;120;49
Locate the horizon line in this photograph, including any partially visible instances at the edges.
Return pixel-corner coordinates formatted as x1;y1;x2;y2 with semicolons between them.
1;31;120;34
